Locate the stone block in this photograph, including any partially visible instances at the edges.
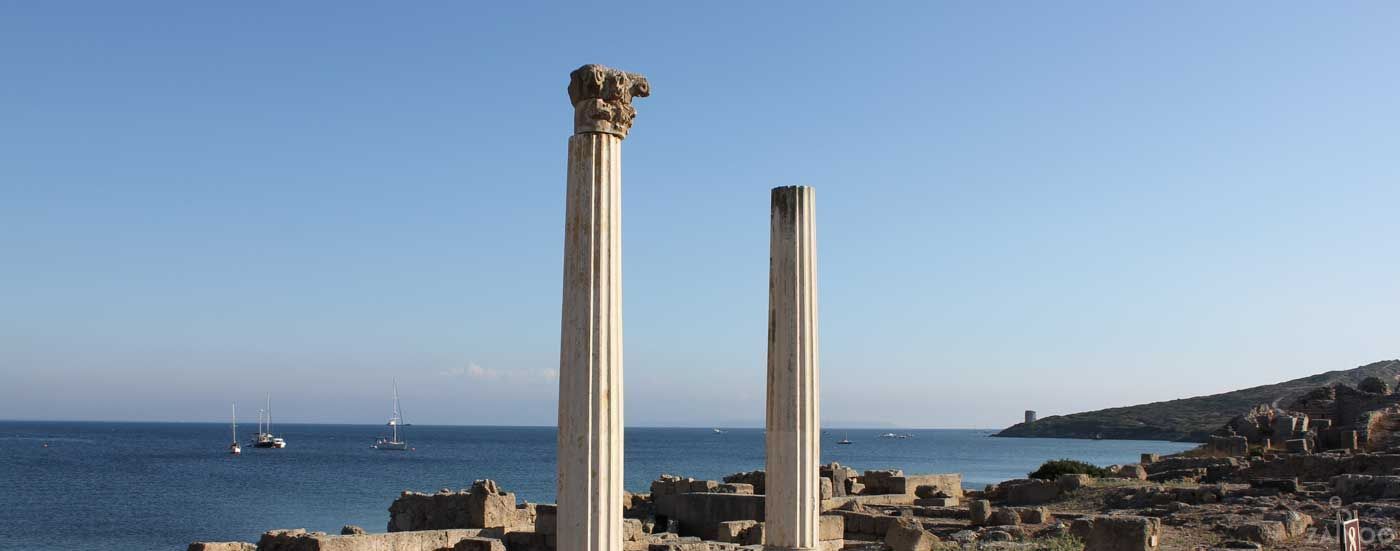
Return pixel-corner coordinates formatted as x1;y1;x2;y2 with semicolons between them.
187;543;255;551
1057;474;1093;493
721;471;765;495
1285;438;1311;453
1004;479;1060;505
1234;521;1287;546
912;497;958;507
1008;506;1050;524
453;537;508;551
819;514;844;541
689;480;718;493
820;478;833;500
846;481;865;495
624;519;645;542
714;483;754;495
257;528;490;551
1069;515;1161;551
715;520;757;543
968;500;993;526
1140;454;1159;464
652;493;764;540
743;522;765;546
883;518;938;551
988;509;1021;526
1248;478;1299;493
534;504;557;535
387;480;522;532
1114;464;1148;480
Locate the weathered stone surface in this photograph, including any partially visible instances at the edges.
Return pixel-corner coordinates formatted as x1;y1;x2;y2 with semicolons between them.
1057;473;1094;492
912;497;958;507
568;64;650;138
722;471;765;495
1069;515;1161;551
187;543;255;551
1331;474;1400;500
387;480;524;532
257;528;488;551
623;519;645;542
1007;506;1050;524
654;493;764;540
452;537;508;551
988;509;1021;527
1004;479;1060;505
1233;521;1287;546
818;515;843;541
1113;464;1148;480
714;483;753;495
968;500;993;526
1141;454;1159;464
715;520;757;544
883;518;938;551
534;504;557;535
1285;438;1311;453
340;525;366;536
819;478;833;500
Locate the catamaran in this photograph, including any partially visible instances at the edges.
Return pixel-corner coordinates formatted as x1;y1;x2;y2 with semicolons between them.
373;381;409;451
251;394;287;449
229;404;241;455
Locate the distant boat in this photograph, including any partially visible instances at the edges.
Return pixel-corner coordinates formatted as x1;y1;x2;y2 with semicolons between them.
879;432;898;438
712;428;726;434
837;432;852;445
373;380;409;451
229;404;241;455
250;394;287;449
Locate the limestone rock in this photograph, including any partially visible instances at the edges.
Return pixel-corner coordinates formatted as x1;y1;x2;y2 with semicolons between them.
988;509;1022;527
1070;515;1162;551
187;543;255;551
1233;521;1287;546
883;518;939;551
969;500;993;526
1057;473;1094;493
339;525;366;536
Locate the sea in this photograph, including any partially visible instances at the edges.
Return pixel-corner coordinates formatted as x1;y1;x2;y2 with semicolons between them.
0;422;1194;551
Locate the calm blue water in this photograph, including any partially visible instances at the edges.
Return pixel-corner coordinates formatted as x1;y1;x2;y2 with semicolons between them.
0;422;1193;550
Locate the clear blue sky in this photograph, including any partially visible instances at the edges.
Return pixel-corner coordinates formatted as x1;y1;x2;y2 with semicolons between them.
2;2;1396;428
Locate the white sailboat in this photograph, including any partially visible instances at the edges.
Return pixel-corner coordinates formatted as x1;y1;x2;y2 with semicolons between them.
374;380;409;451
251;393;287;449
229;404;241;455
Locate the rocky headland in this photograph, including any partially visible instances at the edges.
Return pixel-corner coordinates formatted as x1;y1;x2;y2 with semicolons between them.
995;360;1400;442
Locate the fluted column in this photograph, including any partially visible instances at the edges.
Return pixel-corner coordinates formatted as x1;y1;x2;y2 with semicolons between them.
765;186;820;551
558;64;649;551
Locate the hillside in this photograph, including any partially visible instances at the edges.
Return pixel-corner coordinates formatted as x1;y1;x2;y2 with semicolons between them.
995;359;1400;442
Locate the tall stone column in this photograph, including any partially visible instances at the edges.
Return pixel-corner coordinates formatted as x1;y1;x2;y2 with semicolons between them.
765;186;820;551
557;64;649;551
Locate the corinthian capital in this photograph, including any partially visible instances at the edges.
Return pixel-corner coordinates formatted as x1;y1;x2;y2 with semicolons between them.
569;64;650;138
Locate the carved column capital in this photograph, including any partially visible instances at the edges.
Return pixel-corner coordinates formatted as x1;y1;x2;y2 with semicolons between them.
569;64;650;138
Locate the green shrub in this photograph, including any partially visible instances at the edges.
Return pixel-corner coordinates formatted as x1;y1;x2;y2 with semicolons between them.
1028;459;1110;480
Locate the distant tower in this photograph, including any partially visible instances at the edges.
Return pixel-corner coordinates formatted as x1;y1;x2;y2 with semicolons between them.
1025;410;1038;424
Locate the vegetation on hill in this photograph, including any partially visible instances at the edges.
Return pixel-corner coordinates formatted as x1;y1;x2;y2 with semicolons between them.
995;360;1400;442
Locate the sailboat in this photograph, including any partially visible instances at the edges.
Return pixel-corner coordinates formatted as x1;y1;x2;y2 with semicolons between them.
229;404;241;455
373;381;409;451
251;394;287;449
837;432;853;445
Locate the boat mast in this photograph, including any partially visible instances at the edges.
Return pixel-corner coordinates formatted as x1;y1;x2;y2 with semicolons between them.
391;379;401;442
266;393;272;434
231;404;237;442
